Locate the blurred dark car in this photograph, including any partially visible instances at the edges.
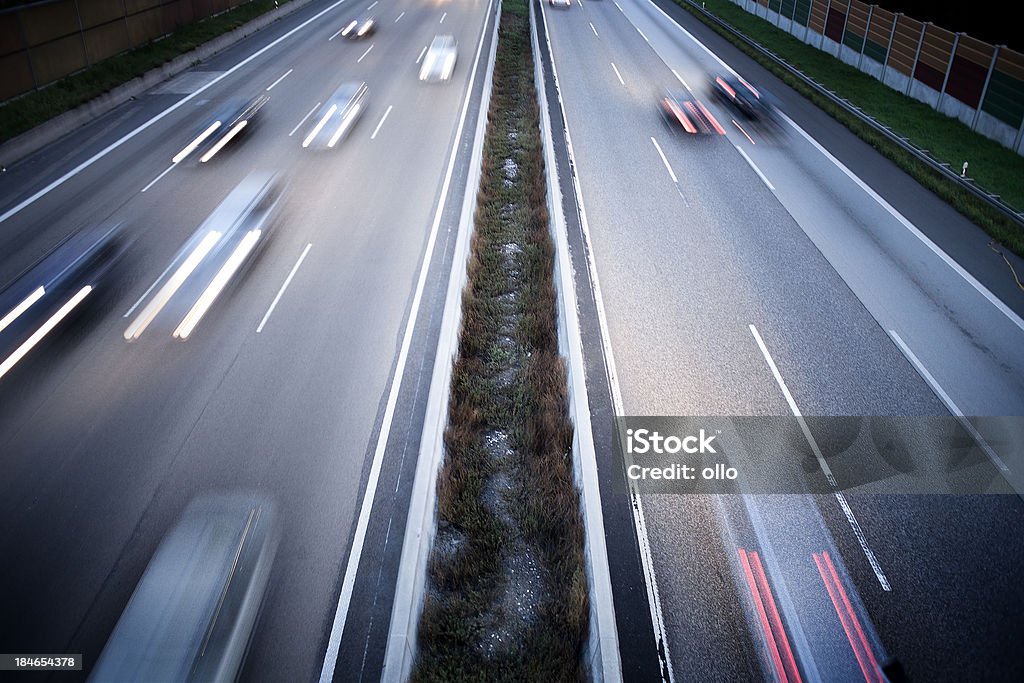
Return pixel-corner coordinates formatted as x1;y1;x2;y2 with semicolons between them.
340;14;376;39
709;73;774;121
172;94;269;165
89;493;279;683
661;90;724;135
0;221;130;381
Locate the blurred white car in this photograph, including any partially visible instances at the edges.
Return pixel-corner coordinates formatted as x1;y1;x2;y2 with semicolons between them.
550;0;572;7
302;81;368;149
420;35;457;82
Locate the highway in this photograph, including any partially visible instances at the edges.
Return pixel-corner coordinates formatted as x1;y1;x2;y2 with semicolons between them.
536;0;1024;680
0;0;496;680
2;0;1023;680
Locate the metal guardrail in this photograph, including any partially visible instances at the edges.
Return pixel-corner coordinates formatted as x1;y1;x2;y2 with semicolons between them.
678;0;1024;230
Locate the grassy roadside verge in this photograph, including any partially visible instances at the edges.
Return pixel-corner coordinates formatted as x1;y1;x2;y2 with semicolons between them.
0;0;294;146
670;0;1024;256
413;0;588;679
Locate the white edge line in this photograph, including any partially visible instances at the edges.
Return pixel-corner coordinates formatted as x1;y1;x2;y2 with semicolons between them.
266;67;293;91
748;324;891;590
370;105;393;140
735;145;774;190
534;1;623;679
888;329;1010;472
540;1;661;680
639;0;1024;334
290;102;321;137
140;165;174;193
610;61;625;86
0;0;352;226
650;137;677;183
318;1;497;680
637;27;649;43
256;243;311;333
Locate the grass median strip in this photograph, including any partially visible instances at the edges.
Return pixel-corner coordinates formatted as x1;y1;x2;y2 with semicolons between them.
413;0;588;680
670;0;1024;257
0;0;294;146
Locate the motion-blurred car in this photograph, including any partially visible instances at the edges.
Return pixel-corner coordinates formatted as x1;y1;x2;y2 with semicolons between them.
90;493;279;683
340;14;376;39
124;170;285;341
420;35;457;82
709;73;774;121
661;90;725;135
0;221;130;381
172;94;269;164
302;81;368;149
549;0;572;7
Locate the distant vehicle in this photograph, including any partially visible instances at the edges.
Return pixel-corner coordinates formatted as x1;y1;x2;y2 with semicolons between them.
660;90;724;135
340;14;376;39
89;493;279;683
709;73;774;121
420;35;457;82
549;0;572;7
302;82;368;149
0;221;130;381
172;94;269;164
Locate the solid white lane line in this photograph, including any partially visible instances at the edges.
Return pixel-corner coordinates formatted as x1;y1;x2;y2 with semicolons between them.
610;62;625;85
257;243;312;333
416;45;427;63
637;26;649;42
358;44;374;62
290;102;321;136
317;0;496;677
590;22;599;37
749;324;891;591
0;0;352;226
440;11;447;23
736;146;774;190
539;3;668;678
671;68;691;91
140;165;174;193
394;11;404;22
266;68;293;91
646;0;736;74
650;137;677;183
888;329;1009;471
370;105;393;140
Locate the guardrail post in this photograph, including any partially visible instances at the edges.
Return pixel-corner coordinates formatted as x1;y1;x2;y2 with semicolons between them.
907;21;929;95
882;12;900;76
839;1;851;48
972;44;1001;131
858;4;874;69
937;32;960;111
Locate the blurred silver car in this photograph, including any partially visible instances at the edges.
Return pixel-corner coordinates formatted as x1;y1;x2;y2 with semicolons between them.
419;35;457;82
90;494;279;682
302;81;368;148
